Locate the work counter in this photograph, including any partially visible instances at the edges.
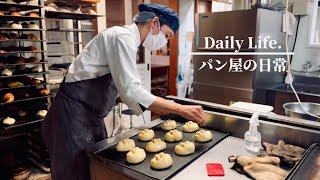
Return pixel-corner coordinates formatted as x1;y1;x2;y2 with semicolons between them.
88;97;320;180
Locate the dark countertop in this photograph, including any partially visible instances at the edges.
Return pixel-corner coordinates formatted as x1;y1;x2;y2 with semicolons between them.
268;84;320;98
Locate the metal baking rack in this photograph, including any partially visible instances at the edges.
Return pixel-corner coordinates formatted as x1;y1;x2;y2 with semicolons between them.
44;3;100;94
0;0;51;177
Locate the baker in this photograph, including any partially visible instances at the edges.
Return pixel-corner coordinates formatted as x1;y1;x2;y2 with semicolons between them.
41;3;205;180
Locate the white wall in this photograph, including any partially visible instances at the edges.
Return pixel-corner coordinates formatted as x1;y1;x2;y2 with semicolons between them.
291;2;320;71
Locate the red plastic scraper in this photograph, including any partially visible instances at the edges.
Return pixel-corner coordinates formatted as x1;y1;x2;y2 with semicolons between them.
206;163;224;176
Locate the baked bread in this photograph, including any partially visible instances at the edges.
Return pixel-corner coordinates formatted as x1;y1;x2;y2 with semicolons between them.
138;129;155;141
1;68;13;76
145;138;166;153
165;129;182;142
126;147;146;164
82;9;97;15
40;88;49;96
21;22;28;28
0;11;4;16
3;93;14;103
3;117;15;125
175;141;195;156
32;66;42;73
6;0;16;4
59;7;71;13
151;152;173;170
73;8;82;14
8;81;24;88
36;110;47;118
194;130;213;142
13;56;25;64
116;138;135;152
26;57;39;63
161;120;177;130
8;32;18;39
183;121;199;133
0;33;8;40
27;12;39;17
27;33;38;40
27;0;38;6
46;3;59;11
11;23;22;29
27;22;39;30
11;11;21;16
25;46;37;51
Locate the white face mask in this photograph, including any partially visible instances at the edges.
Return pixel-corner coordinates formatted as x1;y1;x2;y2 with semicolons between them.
142;25;168;51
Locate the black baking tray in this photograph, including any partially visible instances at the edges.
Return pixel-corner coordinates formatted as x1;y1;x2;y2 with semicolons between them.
286;143;320;180
96;122;229;180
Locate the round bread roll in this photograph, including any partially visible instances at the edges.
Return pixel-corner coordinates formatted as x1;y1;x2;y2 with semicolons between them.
27;0;38;5
183;121;199;133
40;88;49;96
138;129;154;141
161;120;177;130
194;130;213;142
28;12;39;17
28;22;39;30
32;66;43;73
3;93;14;103
151;152;173;170
145;138;166;153
8;81;24;88
1;68;13;76
36;110;47;118
126;147;146;164
73;8;82;14
11;11;21;16
116;138;135;152
165;130;182;142
175;141;195;156
8;33;18;39
0;11;4;16
3;117;15;125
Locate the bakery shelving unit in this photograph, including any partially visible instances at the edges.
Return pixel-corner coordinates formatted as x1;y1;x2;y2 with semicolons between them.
0;0;51;179
44;1;100;94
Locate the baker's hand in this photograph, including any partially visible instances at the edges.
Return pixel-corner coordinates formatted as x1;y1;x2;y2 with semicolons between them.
177;105;206;126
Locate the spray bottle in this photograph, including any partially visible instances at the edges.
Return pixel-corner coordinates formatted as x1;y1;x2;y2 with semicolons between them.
244;112;262;153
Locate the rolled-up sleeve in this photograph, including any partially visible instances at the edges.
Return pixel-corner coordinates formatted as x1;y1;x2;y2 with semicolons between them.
106;33;156;115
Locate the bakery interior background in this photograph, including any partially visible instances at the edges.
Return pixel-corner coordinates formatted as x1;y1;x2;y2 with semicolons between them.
0;0;320;179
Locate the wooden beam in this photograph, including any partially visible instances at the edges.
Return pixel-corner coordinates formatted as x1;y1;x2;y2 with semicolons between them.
168;0;179;96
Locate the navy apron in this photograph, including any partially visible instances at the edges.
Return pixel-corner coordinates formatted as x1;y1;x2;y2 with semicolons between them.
41;73;118;180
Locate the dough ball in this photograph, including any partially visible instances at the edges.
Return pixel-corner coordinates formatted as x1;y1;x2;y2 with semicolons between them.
183;121;199;133
195;130;213;142
138;129;155;141
151;152;173;170
3;117;15;125
3;93;14;103
126;147;146;164
175;141;195;156
145;138;166;153
165;130;182;142
116;138;135;152
161;120;177;130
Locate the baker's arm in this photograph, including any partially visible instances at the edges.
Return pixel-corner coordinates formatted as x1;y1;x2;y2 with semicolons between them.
106;34;205;125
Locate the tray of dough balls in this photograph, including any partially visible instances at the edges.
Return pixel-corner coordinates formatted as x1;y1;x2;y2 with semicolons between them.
96;120;229;180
